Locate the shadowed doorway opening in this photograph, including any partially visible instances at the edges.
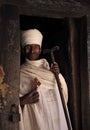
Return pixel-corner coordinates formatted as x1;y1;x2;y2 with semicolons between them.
20;15;88;130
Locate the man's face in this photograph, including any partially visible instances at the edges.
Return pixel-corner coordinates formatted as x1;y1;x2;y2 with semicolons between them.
24;44;41;60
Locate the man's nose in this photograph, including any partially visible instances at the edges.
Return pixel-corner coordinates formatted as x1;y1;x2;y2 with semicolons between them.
31;48;35;53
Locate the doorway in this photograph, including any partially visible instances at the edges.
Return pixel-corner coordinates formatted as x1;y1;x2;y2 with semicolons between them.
20;15;88;130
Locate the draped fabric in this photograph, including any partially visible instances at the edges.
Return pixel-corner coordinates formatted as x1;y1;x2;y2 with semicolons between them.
19;58;71;130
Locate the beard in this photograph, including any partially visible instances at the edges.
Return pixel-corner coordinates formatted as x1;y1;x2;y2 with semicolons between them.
26;53;40;60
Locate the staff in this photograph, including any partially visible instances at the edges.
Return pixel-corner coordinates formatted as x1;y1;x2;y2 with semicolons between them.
43;46;72;130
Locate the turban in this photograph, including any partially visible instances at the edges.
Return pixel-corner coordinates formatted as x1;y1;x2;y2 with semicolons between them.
21;29;43;48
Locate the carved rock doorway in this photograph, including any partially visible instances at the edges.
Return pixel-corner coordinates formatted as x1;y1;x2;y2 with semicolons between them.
20;15;88;130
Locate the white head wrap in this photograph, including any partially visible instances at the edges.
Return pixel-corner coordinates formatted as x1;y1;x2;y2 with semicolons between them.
21;29;43;48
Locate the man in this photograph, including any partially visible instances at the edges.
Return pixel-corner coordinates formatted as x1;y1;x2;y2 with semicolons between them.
19;29;72;130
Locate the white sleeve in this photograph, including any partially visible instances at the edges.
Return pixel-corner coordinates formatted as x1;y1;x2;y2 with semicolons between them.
59;73;68;103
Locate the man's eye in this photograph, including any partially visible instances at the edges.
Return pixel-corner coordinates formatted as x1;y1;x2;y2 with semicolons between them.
26;46;31;49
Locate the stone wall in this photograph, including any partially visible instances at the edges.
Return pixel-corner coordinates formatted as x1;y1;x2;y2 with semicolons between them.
87;14;90;129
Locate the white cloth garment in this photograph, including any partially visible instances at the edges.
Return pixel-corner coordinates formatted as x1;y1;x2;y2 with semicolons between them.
19;58;71;130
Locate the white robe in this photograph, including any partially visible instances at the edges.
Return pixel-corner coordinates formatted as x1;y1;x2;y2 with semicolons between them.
19;58;72;130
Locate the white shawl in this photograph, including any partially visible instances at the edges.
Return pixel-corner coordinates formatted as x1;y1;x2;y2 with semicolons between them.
19;58;71;130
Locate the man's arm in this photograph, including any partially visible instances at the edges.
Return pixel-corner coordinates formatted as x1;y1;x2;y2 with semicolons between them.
20;86;39;105
50;62;68;103
20;78;41;106
50;62;60;75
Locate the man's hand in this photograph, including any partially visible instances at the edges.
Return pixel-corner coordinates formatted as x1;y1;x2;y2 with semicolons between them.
50;62;60;75
20;78;41;105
